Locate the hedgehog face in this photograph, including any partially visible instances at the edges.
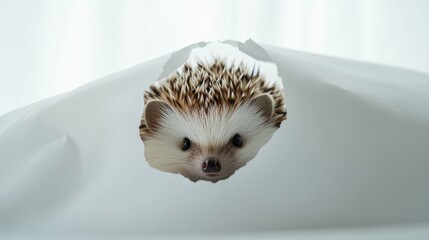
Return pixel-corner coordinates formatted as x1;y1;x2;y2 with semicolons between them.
139;55;287;182
142;94;278;183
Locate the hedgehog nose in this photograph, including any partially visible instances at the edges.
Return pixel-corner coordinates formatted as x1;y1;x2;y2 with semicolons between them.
202;158;222;173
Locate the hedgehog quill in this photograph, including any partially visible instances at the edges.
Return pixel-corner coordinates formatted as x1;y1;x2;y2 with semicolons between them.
139;42;287;182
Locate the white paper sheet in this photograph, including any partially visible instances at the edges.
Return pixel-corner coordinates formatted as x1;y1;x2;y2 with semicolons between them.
1;40;429;238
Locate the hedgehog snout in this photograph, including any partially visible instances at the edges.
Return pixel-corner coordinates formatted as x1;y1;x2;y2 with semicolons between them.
202;157;222;173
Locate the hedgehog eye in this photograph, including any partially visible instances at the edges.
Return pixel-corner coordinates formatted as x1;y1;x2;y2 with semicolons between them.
182;137;191;151
232;134;242;147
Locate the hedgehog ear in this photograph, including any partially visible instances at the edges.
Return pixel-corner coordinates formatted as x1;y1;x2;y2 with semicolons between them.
144;100;173;131
250;93;274;120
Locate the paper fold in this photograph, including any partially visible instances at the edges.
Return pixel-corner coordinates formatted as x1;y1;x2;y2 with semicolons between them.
1;40;429;236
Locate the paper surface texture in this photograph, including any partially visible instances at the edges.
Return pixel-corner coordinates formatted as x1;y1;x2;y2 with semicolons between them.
1;40;429;237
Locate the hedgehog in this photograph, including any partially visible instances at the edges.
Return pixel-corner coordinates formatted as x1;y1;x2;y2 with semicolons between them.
139;44;287;183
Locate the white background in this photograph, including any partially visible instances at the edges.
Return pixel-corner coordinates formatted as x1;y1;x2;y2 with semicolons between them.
1;0;429;115
1;1;429;238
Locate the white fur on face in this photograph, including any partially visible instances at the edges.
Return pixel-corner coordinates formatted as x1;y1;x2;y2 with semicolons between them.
143;103;278;182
